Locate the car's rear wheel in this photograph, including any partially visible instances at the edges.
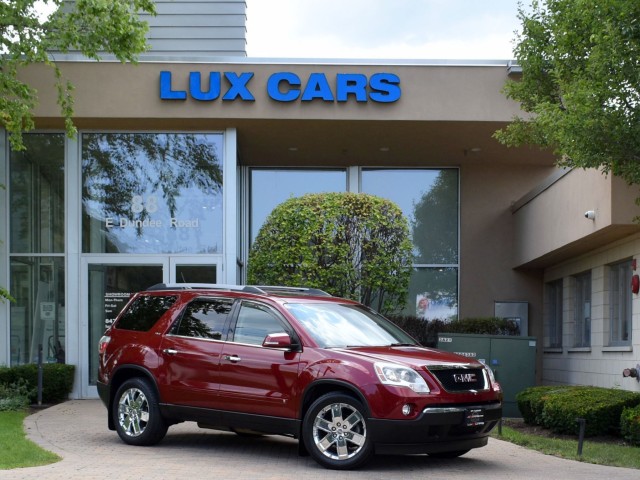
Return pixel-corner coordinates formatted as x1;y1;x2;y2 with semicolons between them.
113;378;167;446
302;393;373;470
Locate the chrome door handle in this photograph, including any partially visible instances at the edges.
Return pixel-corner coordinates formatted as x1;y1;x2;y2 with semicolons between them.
163;349;178;355
224;355;241;363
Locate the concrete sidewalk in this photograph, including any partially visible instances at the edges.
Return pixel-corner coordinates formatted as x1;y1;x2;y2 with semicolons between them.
3;400;639;480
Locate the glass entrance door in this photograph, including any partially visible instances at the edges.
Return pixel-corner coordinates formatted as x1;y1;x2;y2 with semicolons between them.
82;257;220;397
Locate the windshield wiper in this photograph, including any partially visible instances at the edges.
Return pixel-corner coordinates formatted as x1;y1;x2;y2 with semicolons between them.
389;343;417;347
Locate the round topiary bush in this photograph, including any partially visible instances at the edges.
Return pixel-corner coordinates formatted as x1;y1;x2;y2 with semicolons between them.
248;192;413;315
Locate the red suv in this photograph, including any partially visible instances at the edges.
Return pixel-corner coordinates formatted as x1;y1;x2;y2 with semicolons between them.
97;284;502;470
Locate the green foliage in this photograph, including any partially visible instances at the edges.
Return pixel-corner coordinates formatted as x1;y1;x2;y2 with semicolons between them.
496;0;640;186
516;385;572;425
620;404;640;446
0;364;75;405
386;316;521;347
248;192;413;315
0;379;34;412
0;0;156;151
516;385;640;437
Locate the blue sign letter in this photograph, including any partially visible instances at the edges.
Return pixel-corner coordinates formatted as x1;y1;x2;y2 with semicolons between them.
336;73;368;102
223;72;255;101
159;71;187;100
369;73;401;103
301;73;334;102
267;72;301;102
190;72;221;101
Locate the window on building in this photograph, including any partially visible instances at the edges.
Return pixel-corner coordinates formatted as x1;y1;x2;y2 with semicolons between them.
9;134;66;365
546;280;563;348
81;133;224;254
573;272;591;348
249;168;347;242
362;169;459;319
609;260;632;346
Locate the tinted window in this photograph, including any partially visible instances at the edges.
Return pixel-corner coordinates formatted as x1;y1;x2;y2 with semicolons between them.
172;298;233;340
232;302;287;345
116;295;177;332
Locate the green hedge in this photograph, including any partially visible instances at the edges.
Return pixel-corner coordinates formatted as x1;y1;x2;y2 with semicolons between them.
387;316;521;347
621;404;640;446
516;385;640;437
0;364;75;405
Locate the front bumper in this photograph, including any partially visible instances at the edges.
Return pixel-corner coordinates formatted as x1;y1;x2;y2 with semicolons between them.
369;402;502;455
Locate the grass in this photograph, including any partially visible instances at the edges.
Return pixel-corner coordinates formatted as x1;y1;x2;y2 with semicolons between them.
0;411;60;469
492;424;640;470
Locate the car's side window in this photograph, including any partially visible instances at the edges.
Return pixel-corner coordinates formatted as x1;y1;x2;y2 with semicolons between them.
171;297;233;340
231;302;288;346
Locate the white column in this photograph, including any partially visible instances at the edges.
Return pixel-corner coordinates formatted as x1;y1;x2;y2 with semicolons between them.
223;128;238;284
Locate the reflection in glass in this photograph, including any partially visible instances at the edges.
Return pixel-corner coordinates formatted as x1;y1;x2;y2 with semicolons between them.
361;169;458;264
250;169;347;243
88;264;163;384
10;134;65;254
82;133;224;254
116;295;178;332
405;267;458;321
10;257;65;365
173;299;233;339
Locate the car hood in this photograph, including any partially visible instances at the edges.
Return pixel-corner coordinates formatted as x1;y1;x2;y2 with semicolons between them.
332;345;481;369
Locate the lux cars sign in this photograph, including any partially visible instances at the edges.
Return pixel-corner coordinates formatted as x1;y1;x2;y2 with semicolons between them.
159;71;401;103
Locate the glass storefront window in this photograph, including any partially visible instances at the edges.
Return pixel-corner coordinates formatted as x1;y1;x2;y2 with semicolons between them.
249;169;347;242
82;133;224;254
9;134;66;366
10;134;65;254
362;169;459;319
10;257;65;365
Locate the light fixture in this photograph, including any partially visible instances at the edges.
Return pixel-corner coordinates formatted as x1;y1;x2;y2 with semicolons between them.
379;147;390;152
584;210;596;220
288;147;298;152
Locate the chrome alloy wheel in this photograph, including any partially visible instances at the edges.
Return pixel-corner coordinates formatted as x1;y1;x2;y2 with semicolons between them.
117;387;150;437
312;402;367;461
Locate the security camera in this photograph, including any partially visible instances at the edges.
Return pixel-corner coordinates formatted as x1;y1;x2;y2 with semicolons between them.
584;210;596;220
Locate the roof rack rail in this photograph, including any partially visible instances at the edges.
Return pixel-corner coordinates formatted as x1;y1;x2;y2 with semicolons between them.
146;283;265;294
250;286;332;297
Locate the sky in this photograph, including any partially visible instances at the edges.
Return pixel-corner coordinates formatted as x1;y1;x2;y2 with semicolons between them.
245;0;523;60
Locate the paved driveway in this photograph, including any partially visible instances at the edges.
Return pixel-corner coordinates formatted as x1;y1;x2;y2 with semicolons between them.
3;400;639;480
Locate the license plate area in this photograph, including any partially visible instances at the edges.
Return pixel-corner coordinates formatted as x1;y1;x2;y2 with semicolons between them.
465;408;485;427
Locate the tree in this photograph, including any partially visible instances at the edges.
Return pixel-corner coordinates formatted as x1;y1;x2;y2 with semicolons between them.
495;0;640;185
1;0;156;151
247;193;413;315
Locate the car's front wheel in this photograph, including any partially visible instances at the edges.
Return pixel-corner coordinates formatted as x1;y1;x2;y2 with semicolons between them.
302;393;373;470
112;377;167;446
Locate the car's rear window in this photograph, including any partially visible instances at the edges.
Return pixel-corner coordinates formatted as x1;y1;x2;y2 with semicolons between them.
116;295;178;332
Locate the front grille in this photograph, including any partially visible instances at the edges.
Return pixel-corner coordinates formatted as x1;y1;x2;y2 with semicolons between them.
427;366;487;392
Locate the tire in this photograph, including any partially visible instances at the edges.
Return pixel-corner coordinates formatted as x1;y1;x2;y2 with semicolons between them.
429;449;470;459
302;393;373;470
112;378;168;446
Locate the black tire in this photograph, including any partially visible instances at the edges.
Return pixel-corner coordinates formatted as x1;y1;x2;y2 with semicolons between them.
112;378;168;446
302;393;373;470
429;449;470;459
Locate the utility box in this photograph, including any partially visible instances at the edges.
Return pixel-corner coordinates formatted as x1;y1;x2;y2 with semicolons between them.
437;333;537;418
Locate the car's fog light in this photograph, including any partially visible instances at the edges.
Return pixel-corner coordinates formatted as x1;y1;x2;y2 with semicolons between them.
402;404;413;416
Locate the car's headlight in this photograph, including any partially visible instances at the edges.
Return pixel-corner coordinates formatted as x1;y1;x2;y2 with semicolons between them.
374;362;430;394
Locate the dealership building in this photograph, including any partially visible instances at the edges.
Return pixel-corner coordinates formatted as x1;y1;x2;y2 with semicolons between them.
1;0;639;399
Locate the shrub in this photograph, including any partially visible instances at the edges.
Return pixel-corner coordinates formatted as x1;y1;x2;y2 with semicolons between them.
621;404;640;446
248;192;413;315
516;386;571;425
0;364;75;405
0;379;34;411
517;385;640;437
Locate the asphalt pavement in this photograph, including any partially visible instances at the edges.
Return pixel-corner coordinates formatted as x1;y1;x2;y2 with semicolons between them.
3;400;639;480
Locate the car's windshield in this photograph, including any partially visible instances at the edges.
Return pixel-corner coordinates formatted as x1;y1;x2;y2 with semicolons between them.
284;302;417;348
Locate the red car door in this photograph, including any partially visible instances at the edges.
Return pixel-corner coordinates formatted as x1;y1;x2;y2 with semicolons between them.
217;300;302;418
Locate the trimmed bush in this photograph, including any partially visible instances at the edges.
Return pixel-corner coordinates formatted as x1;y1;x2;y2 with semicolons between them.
248;192;413;315
516;385;640;437
0;364;75;405
516;385;571;425
0;379;34;411
621;404;640;446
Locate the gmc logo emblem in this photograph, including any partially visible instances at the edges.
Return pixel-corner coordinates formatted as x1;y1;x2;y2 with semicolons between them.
453;373;477;383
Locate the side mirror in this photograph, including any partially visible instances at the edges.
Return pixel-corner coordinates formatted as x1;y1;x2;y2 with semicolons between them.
262;332;293;349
